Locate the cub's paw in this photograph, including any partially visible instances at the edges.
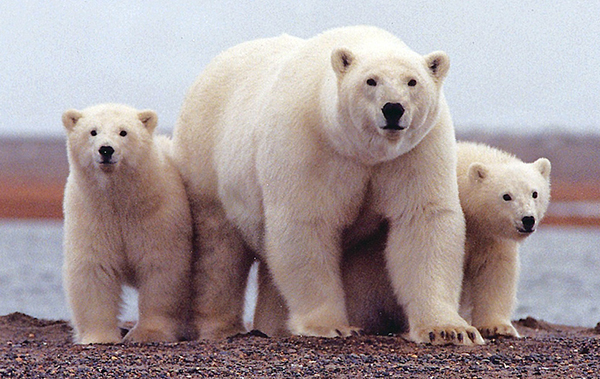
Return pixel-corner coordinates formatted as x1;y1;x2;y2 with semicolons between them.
478;323;520;339
408;325;485;346
78;331;122;345
123;326;178;343
291;324;362;338
196;318;247;340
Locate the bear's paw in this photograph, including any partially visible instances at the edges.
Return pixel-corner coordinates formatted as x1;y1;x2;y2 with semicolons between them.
78;330;122;345
291;324;362;338
478;323;520;339
123;325;179;343
196;317;247;340
406;324;485;346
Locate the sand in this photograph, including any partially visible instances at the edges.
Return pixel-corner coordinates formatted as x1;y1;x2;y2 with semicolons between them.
1;312;598;378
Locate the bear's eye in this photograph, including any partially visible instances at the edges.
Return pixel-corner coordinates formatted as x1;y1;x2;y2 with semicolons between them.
532;191;538;199
119;130;127;137
366;78;377;86
408;79;417;87
502;194;512;201
90;130;97;137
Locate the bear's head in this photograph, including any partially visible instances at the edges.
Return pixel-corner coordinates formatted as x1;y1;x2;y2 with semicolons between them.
330;44;450;163
62;104;158;174
466;158;551;240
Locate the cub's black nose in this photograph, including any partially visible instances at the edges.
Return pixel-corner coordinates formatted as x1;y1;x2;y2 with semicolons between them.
522;216;535;231
99;145;115;158
382;102;405;123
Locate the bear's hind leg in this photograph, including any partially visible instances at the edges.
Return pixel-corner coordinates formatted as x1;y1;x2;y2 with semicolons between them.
192;204;253;339
253;261;289;336
125;259;192;343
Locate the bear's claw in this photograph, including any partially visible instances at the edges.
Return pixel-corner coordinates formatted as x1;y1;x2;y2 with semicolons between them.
293;325;362;338
478;323;520;339
410;325;485;346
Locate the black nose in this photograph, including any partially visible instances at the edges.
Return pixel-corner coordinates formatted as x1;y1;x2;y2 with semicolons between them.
99;145;114;158
382;102;405;123
522;216;535;231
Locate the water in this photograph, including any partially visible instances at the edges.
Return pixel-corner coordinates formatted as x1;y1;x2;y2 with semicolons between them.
0;220;138;322
1;220;599;328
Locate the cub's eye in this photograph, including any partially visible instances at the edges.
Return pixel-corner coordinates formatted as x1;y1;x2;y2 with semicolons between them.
366;78;377;86
90;130;97;136
532;191;538;199
502;194;512;201
408;79;417;87
119;130;127;137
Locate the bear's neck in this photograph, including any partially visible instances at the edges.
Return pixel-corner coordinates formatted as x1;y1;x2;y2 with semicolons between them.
74;162;163;214
465;222;521;258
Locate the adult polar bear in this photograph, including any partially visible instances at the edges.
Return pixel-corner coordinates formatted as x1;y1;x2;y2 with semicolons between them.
174;25;483;345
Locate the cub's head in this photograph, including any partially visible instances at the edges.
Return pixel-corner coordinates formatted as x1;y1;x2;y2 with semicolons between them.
330;44;449;162
466;158;551;240
62;104;157;174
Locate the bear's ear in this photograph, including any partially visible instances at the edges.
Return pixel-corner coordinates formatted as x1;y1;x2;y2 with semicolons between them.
468;162;488;183
532;157;551;180
138;110;158;133
424;51;450;82
62;109;83;132
331;47;355;78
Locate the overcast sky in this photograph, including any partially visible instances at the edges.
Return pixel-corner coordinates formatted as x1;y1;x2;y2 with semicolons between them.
1;0;599;137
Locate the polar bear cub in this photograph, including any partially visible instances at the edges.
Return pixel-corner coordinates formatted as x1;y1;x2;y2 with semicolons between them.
457;141;551;338
174;25;483;344
62;103;193;344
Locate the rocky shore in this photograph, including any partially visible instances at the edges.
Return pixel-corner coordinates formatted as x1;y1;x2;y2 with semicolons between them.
1;312;598;378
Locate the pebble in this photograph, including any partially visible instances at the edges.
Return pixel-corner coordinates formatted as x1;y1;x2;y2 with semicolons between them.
1;314;599;378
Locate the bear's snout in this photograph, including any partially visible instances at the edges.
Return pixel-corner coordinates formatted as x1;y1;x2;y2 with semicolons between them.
99;145;115;163
381;102;405;130
520;216;536;233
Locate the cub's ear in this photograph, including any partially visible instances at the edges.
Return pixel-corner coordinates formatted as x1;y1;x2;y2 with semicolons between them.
62;109;83;132
468;162;489;183
138;110;158;133
331;47;356;78
532;157;551;180
424;51;450;82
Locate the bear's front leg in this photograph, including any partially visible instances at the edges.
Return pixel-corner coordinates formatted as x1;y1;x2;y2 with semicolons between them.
264;214;358;337
384;212;485;345
467;242;520;339
64;262;123;344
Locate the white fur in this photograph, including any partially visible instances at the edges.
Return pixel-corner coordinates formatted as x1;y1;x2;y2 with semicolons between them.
457;141;551;338
284;142;551;341
174;26;481;344
62;103;193;344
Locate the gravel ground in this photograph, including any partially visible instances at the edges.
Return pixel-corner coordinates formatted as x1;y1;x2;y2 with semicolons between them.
1;312;599;378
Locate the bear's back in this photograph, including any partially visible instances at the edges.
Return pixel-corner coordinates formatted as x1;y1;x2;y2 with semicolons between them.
457;141;519;172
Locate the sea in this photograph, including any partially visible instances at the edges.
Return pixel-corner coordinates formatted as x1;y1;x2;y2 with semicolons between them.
1;219;599;328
